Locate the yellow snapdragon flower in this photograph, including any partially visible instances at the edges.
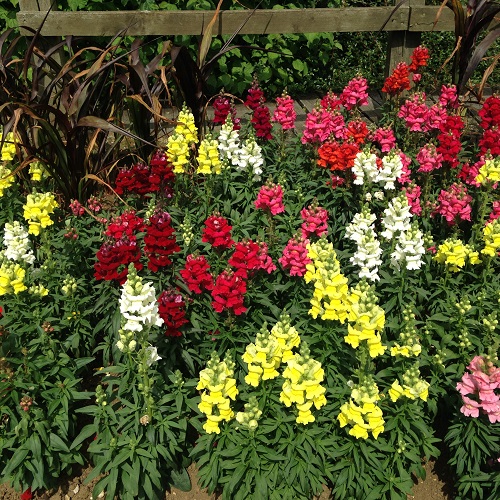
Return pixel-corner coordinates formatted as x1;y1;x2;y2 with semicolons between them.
475;156;500;185
434;238;480;271
166;133;190;174
196;136;222;174
29;162;50;182
338;400;384;440
175;105;198;144
482;219;500;257
1;132;16;161
0;258;27;295
23;192;59;236
388;365;429;403
269;313;300;363
0;164;14;197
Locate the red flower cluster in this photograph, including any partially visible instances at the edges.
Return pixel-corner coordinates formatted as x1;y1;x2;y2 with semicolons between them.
94;238;143;284
212;94;240;129
301;204;329;238
320;91;342;111
408;45;430;72
180;254;214;294
202;214;234;249
440;115;464;137
317;140;360;171
479;127;500;156
69;199;85;216
382;62;411;96
228;240;275;278
251;104;273;140
245;82;265;111
346;119;369;145
211;269;247;315
105;211;144;240
478;95;500;129
437;132;462;168
158;289;189;337
144;210;180;272
254;181;285;215
115;151;174;196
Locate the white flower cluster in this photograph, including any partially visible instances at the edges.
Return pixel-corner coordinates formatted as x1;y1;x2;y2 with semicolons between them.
217;119;241;165
390;221;425;271
346;206;382;281
3;221;35;265
117;265;163;353
352;150;402;190
380;193;412;240
377;152;403;190
234;137;264;181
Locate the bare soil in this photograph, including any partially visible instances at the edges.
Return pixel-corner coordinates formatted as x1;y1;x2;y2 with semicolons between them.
0;458;454;499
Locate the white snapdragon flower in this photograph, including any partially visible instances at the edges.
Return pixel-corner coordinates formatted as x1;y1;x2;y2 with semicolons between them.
234;137;264;180
352;151;379;186
345;207;377;244
145;345;162;366
376;151;403;190
3;221;35;265
218;119;241;165
390;223;425;271
380;193;412;240
350;227;382;281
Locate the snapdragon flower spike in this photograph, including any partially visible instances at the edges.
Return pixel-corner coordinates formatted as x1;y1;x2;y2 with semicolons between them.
382;62;410;96
402;183;423;216
439;84;459;109
228;239;263;278
380;193;413;240
350;227;383;281
390;221;425;271
180;253;214;294
320;90;342;111
157;288;189;337
434;238;480;272
244;79;265;111
416;143;443;173
270;312;301;363
254;180;285;215
175;104;198;144
242;323;282;387
22;192;59;236
197;352;238;434
0;256;27;295
211;269;247;315
301;106;336;144
196;135;222;175
475;156;500;185
235;396;263;431
305;238;350;323
251;103;273;140
338;376;384;439
389;364;430;403
340;76;369;110
345;280;386;358
346;119;369;145
202;214;234;249
370;127;397;153
482;218;500;257
212;94;232;125
105;210;144;241
345;205;377;244
478;94;500;129
94;237;143;284
398;92;429;132
317;140;360;171
433;183;472;226
272;92;297;130
234;136;264;180
409;45;430;72
479;127;500;156
144;210;180;272
280;342;327;425
352;150;379;186
166;132;190;174
3;221;35;265
457;356;500;423
300;202;328;238
436;131;462;168
217;116;241;165
279;234;312;277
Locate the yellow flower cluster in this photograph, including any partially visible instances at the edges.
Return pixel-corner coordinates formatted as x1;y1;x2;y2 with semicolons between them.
196;136;222;174
1;132;16;161
434;238;480;271
235;396;262;432
482;219;500;257
338;378;384;439
166;133;190;174
388;364;429;403
390;306;421;358
345;280;386;358
305;237;350;323
475;156;500;185
0;164;14;197
0;257;27;295
29;283;49;297
197;352;239;434
175;105;199;144
280;342;327;425
269;313;300;363
29;162;50;182
242;323;282;387
23;192;59;236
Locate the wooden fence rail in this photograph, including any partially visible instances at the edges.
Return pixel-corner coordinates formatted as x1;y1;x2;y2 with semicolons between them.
17;0;456;73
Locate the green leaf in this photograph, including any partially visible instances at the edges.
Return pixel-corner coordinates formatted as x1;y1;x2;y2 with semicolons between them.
170;467;192;492
71;424;97;450
50;433;70;453
2;447;29;476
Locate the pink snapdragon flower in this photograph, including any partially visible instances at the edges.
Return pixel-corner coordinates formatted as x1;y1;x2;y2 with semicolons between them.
416;144;443;173
272;92;297;130
320;90;342;111
301;107;335;144
439;84;459;109
398;93;429;132
254;181;285;215
279;235;312;277
300;203;328;238
425;104;447;131
433;183;472;225
370;127;397;153
488;201;500;223
340;76;369;110
403;183;422;216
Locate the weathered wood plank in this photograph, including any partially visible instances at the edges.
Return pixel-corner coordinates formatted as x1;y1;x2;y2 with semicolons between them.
18;0;53;10
17;8;410;36
409;6;456;31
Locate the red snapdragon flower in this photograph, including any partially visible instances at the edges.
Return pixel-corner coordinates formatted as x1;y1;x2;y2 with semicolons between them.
251;104;273;140
20;487;32;500
320;90;342;111
254;181;285;215
346;119;369;145
245;81;265;111
317;140;360;171
440;115;464;138
158;289;189;337
94;237;143;284
408;45;430;72
105;211;144;240
202;214;234;249
479;127;500;156
437;132;462;168
69;199;85;216
144;210;180;272
211;269;247;315
382;62;411;96
478;95;500;129
180;254;213;294
228;240;275;277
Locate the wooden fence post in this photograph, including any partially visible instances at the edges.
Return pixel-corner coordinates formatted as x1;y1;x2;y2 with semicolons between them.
386;0;424;75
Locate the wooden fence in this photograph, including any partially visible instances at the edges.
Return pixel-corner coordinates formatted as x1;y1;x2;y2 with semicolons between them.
17;0;455;73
